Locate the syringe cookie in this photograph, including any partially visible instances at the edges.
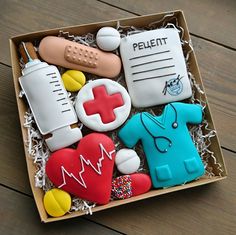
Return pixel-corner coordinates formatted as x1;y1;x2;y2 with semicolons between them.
39;36;121;78
19;42;83;152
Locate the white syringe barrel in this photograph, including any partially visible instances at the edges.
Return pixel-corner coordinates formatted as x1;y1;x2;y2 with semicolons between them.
19;61;82;151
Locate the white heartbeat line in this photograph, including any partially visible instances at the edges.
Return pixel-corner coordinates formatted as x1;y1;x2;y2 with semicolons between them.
58;143;115;189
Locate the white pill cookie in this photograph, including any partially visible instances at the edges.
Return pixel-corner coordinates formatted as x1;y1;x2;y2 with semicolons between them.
96;27;121;51
115;148;141;174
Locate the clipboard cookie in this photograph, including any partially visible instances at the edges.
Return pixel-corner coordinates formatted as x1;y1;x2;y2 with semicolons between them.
120;28;192;107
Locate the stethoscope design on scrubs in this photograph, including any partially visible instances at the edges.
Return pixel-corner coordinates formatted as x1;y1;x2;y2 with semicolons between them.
140;103;178;153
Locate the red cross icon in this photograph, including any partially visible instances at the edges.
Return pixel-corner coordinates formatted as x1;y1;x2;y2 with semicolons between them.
83;85;124;124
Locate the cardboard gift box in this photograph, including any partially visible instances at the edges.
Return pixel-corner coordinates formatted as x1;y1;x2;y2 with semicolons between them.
9;10;227;222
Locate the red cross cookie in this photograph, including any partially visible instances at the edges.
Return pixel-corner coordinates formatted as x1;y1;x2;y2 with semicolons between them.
75;79;131;132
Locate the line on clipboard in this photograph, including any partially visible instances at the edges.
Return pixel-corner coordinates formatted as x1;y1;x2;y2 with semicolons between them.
129;50;170;60
133;73;176;82
131;57;173;68
132;65;175;75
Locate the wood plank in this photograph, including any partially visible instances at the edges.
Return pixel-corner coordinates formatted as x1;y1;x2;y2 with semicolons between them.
0;0;133;65
103;0;236;49
0;185;121;234
191;37;236;150
88;149;236;235
0;64;31;195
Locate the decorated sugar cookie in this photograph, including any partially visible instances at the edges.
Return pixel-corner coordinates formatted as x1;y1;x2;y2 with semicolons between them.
62;70;86;92
120;28;192;107
46;133;116;205
75;79;131;132
111;173;152;199
96;27;121;51
118;102;205;188
115;148;140;174
43;188;71;217
39;36;121;78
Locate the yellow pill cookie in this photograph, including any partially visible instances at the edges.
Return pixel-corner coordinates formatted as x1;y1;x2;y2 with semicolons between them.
62;70;86;92
43;188;71;217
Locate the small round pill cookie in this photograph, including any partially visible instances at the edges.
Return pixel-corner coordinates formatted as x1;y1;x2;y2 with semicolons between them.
75;79;131;132
115;148;140;174
96;27;121;51
43;188;71;217
62;70;86;92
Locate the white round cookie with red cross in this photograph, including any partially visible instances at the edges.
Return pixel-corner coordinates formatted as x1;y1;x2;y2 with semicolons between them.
75;79;131;132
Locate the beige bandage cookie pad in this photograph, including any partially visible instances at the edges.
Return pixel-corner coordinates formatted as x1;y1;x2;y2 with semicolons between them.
39;36;121;78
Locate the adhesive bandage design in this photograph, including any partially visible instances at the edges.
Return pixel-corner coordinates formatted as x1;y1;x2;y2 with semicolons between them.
39;36;121;78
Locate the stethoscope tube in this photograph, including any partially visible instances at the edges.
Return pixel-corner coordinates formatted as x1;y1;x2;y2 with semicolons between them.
140;103;178;153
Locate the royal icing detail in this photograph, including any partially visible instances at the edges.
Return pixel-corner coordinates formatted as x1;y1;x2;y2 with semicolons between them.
75;79;131;132
118;102;205;188
162;74;183;96
120;28;192;107
45;133;116;204
83;85;124;124
58;143;115;189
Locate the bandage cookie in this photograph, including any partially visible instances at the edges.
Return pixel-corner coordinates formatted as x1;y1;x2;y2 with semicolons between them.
120;28;192;107
39;36;121;78
75;79;131;132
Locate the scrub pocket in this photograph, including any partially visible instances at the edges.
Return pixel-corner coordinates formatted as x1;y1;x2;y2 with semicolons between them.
184;158;199;174
155;165;172;181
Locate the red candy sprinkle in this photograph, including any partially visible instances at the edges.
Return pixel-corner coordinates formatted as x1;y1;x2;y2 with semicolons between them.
111;175;132;199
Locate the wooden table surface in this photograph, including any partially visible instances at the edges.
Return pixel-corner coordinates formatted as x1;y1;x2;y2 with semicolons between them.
0;0;236;234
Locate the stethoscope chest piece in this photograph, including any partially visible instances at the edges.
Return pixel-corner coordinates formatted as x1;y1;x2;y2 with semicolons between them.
172;122;178;129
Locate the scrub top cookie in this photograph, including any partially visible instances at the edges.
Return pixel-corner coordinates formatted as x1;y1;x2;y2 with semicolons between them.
120;28;192;107
75;79;131;132
118;102;205;188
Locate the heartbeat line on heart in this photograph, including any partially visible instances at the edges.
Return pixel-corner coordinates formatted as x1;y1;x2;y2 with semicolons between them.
58;143;115;189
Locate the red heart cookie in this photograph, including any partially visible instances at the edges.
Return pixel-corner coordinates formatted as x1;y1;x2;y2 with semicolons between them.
46;133;116;204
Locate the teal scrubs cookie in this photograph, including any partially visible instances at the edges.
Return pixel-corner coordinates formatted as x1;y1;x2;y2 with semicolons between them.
118;102;205;188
